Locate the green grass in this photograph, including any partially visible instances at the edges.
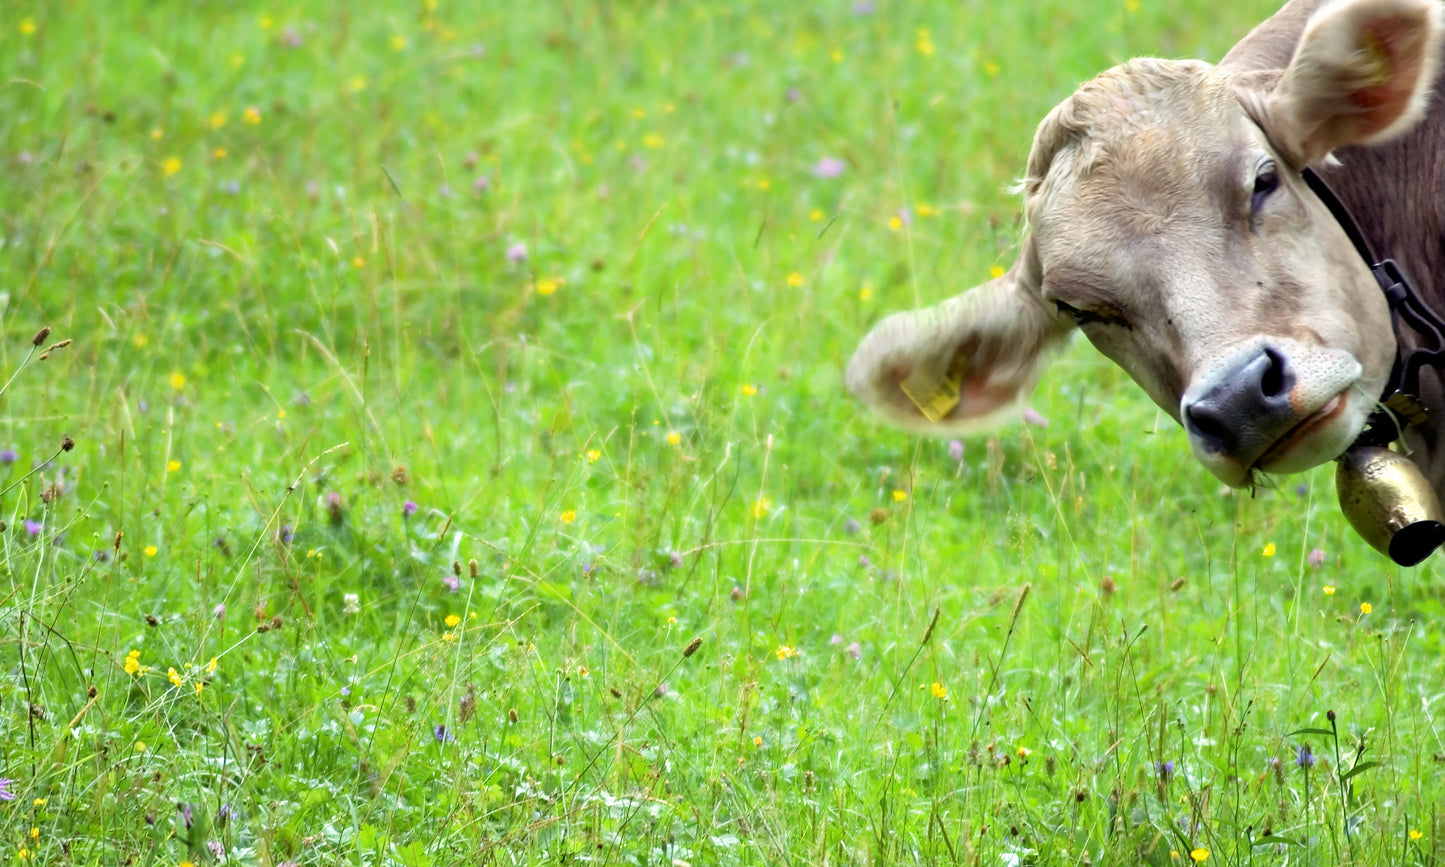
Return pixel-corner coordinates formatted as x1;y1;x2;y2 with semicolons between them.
3;0;1443;864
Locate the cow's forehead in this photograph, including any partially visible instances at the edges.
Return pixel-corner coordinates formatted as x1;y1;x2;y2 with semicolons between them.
1023;57;1248;223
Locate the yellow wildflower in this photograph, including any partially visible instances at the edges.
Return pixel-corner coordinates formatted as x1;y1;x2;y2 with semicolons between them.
916;204;937;217
144;546;158;557
775;645;795;661
1190;849;1209;863
212;148;226;159
135;741;147;753
989;265;1006;279
205;657;218;674
167;667;182;686
162;157;182;176
352;257;366;269
892;489;908;502
194;681;204;696
124;654;141;675
208;111;227;129
1411;830;1424;841
243;106;262;125
1361;602;1373;615
444;614;461;627
169;372;186;389
830;47;844;63
1262;542;1276;557
561;510;577;524
391;35;407;51
167;460;180;472
916;28;936;56
859;285;873;301
666;431;681;446
752;498;772;519
19;18;37;35
888;216;902;231
536;278;562;296
741;383;758;396
1323;585;1336;595
642;133;665;149
586;449;601;463
808;208;824;222
786;272;804;287
930;682;947;698
753;735;762;746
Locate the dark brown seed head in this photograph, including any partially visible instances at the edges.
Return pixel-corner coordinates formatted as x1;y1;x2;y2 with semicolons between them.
683;636;703;657
61;435;75;452
32;326;51;346
508;708;519;723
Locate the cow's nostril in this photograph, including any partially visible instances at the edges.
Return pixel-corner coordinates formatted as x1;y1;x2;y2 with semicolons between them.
1185;402;1231;450
1260;347;1287;398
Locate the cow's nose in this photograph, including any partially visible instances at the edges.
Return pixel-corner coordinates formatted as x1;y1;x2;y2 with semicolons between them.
1183;346;1296;456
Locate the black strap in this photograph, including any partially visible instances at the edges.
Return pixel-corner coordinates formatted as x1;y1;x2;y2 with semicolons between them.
1302;168;1445;446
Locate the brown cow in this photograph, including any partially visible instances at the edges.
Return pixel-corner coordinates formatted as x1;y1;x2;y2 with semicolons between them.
847;0;1445;562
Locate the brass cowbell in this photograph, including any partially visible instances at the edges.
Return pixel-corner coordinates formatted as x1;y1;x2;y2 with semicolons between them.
1335;445;1445;566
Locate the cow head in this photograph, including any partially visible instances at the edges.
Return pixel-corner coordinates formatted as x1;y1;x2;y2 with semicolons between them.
847;0;1443;489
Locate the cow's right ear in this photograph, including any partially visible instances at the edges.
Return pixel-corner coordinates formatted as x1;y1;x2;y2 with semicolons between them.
1264;0;1443;166
846;248;1074;434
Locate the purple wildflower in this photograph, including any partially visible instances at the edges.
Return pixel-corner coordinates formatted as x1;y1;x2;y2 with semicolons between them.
813;156;846;178
829;633;845;646
1155;760;1175;782
0;449;18;465
443;574;460;593
785;87;802;103
177;802;194;829
0;778;14;800
843;517;861;535
948;439;964;461
1022;407;1050;427
93;549;110;562
473;176;491;194
216;803;231;826
846;641;862;660
277;524;294;545
853;0;876;13
1297;744;1316;769
339;685;351;696
402;500;418;518
433;724;455;743
1308;548;1327;568
24;520;41;537
325;491;343;525
220;180;240;195
213;603;226;619
506;242;527;263
208;841;226;860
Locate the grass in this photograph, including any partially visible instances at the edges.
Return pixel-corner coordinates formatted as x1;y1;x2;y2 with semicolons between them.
3;0;1444;864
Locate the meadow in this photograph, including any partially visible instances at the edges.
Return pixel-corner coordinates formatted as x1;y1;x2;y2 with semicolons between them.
3;0;1443;863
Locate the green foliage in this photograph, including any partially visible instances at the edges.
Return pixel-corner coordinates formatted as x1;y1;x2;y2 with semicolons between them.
1;0;1441;864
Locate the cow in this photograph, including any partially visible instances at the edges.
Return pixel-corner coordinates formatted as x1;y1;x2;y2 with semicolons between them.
846;0;1445;564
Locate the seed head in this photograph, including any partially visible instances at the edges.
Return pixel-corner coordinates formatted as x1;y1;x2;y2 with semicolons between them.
31;326;50;346
683;636;703;657
61;435;75;452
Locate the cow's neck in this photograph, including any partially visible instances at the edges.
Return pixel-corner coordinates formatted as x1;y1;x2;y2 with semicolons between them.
1321;86;1445;494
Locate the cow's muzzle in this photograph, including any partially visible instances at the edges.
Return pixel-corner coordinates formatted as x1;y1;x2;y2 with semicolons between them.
1180;337;1364;486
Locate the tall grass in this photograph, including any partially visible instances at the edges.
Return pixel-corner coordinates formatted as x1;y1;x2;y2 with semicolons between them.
2;0;1441;864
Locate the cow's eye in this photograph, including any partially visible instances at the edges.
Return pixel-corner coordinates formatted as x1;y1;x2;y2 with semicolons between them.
1251;161;1280;211
1054;298;1105;326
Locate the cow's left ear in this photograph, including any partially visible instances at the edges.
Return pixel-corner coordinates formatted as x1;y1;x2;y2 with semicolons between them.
845;243;1074;434
1264;0;1443;166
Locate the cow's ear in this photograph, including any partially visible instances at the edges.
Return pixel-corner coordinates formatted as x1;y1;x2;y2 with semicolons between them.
1265;0;1443;165
846;248;1073;434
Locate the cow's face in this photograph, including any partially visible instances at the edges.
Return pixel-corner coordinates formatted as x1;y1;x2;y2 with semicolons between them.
847;0;1442;489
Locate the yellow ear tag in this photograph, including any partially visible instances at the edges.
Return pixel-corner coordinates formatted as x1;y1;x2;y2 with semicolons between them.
900;354;967;423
